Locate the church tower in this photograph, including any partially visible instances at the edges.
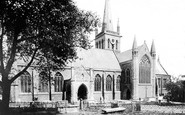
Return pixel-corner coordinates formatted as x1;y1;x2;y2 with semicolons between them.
95;0;121;52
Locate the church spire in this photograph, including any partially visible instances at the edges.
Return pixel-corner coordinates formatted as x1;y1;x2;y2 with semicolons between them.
102;0;113;32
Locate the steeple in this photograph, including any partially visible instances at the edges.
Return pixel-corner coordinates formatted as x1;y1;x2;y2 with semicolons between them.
102;0;114;32
95;0;121;52
151;40;156;56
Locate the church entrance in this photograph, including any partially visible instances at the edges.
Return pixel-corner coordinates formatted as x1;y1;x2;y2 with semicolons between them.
77;84;87;100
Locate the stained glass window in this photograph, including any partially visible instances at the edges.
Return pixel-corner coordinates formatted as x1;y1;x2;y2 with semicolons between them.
39;72;48;92
21;71;31;93
54;72;63;92
106;75;112;91
139;55;151;83
116;75;121;91
94;74;101;91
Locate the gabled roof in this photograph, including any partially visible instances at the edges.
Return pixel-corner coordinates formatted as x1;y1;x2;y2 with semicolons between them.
156;58;169;75
116;45;143;63
69;48;121;71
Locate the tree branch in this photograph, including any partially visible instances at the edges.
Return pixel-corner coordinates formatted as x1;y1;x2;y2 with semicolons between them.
5;33;18;74
0;20;5;75
10;48;38;83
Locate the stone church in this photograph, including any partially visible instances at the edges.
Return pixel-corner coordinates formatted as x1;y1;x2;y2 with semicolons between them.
9;0;170;103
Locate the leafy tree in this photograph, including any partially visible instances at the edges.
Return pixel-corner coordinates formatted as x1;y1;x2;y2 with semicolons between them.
165;81;185;102
0;0;99;114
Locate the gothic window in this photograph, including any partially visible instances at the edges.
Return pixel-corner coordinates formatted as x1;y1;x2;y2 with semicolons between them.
96;42;98;48
116;40;118;50
21;71;31;93
158;78;161;88
108;39;110;48
106;75;112;91
39;72;48;92
94;74;101;91
116;75;121;91
54;72;63;92
125;69;131;84
99;41;101;49
139;55;151;83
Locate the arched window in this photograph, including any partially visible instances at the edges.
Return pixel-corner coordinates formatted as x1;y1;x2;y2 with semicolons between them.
125;69;130;84
106;75;112;91
99;41;101;49
139;55;151;83
39;72;48;92
116;40;118;50
108;39;110;48
21;71;31;93
94;74;101;91
54;72;63;92
116;75;121;91
96;42;98;48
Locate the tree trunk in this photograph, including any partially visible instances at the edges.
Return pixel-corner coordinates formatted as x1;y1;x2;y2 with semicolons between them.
1;82;11;115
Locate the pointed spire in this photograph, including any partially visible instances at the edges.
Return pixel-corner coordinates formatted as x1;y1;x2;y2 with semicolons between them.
151;40;156;54
102;0;114;32
117;18;120;34
132;35;137;50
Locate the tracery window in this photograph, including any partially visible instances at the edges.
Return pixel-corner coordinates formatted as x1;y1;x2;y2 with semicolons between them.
116;75;121;91
94;74;101;91
21;71;31;93
106;75;112;91
39;72;48;92
54;72;63;92
139;55;151;83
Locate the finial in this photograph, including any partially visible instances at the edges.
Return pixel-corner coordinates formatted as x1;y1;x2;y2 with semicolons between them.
151;40;156;54
132;35;137;50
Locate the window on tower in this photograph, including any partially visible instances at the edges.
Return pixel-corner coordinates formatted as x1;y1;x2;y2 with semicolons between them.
116;40;118;50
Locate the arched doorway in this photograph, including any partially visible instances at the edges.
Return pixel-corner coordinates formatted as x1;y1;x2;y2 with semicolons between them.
126;89;131;100
77;84;87;100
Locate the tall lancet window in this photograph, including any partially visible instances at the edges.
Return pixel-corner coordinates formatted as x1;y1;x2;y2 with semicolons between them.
39;72;48;92
94;74;101;91
139;55;151;83
106;75;112;91
54;72;63;92
108;39;110;48
21;71;31;93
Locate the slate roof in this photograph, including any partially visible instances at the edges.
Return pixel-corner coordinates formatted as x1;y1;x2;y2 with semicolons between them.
69;48;121;71
116;45;143;63
156;58;169;75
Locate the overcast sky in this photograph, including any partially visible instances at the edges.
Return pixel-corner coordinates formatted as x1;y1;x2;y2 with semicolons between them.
74;0;185;77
